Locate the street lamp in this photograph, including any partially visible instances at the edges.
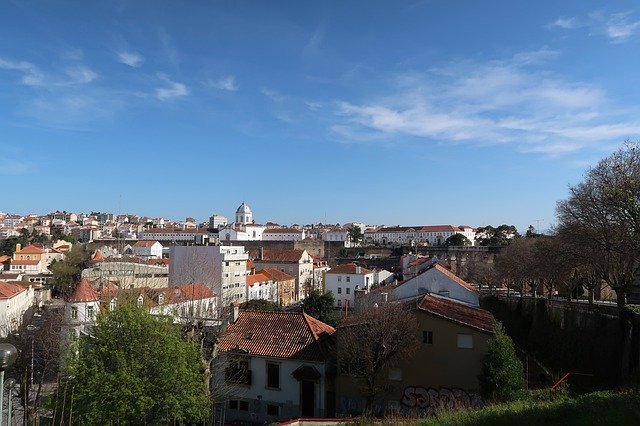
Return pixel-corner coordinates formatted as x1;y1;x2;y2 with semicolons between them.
4;379;16;426
0;344;18;426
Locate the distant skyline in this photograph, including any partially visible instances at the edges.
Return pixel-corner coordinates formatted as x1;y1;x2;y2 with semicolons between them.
3;1;640;232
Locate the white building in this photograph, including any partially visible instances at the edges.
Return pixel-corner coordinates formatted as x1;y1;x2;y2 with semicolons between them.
324;263;375;309
208;214;228;229
262;228;306;241
216;310;336;423
389;263;479;306
246;272;279;304
66;278;100;337
0;281;35;338
138;228;210;243
322;229;351;247
254;249;314;301
169;245;249;305
129;240;163;259
82;258;169;289
364;225;477;246
235;202;253;225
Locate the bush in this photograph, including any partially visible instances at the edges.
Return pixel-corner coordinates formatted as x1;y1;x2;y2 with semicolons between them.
478;322;526;402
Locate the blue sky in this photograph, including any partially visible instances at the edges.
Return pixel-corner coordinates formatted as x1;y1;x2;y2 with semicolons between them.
2;1;640;232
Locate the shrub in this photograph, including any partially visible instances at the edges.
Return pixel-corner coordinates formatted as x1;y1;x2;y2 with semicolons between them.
479;322;526;402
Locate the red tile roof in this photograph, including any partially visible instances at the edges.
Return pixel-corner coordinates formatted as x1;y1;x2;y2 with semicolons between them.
257;249;306;263
133;240;159;247
246;273;270;287
92;250;106;262
0;281;25;299
418;294;495;333
264;228;303;234
16;245;45;254
260;268;295;282
326;262;372;275
217;310;336;361
11;259;40;265
69;278;100;303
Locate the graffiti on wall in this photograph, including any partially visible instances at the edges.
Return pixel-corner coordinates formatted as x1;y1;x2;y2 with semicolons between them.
401;386;483;411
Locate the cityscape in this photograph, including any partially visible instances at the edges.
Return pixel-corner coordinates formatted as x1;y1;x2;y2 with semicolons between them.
2;1;640;425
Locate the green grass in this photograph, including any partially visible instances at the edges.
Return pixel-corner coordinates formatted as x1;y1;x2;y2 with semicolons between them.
415;391;640;426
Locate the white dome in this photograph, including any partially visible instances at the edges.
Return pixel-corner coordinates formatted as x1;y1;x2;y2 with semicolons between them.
236;202;252;214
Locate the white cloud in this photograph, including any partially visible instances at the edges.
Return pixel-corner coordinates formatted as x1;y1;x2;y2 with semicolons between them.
552;17;578;29
207;75;238;91
604;12;640;42
0;58;44;86
117;51;144;67
64;66;98;84
334;50;640;155
155;74;189;100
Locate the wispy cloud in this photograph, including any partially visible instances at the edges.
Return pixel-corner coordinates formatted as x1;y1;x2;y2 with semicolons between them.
63;66;98;84
206;75;238;91
117;51;144;67
553;11;640;43
334;49;640;155
156;73;189;100
551;17;578;29
0;58;44;86
0;156;31;175
603;12;640;42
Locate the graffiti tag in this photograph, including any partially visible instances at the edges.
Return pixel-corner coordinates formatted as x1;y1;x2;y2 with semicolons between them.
400;386;483;410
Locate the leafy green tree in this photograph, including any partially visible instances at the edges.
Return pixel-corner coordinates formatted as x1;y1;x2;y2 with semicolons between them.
67;303;210;424
476;225;520;246
240;299;281;311
49;244;92;297
303;290;337;326
444;233;472;246
478;323;525;402
347;225;364;246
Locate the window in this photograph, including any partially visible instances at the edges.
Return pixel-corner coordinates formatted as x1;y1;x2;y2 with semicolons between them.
337;287;342;294
346;276;350;282
457;334;473;349
228;400;249;411
267;404;280;416
346;288;350;295
87;305;94;319
337;276;342;282
71;306;78;319
337;299;342;307
266;362;280;389
109;299;117;311
423;331;433;345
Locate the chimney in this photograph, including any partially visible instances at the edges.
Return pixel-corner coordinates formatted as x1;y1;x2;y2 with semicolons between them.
356;265;361;274
251;267;256;275
232;304;239;322
15;243;21;252
260;247;264;260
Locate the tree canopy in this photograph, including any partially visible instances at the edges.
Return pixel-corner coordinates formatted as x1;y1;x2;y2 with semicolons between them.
68;303;210;424
444;233;472;246
302;290;337;327
347;225;364;246
556;142;640;307
49;244;92;297
476;225;520;246
240;299;281;312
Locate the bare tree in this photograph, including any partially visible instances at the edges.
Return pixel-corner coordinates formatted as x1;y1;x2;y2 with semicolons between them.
556;142;640;307
337;301;420;415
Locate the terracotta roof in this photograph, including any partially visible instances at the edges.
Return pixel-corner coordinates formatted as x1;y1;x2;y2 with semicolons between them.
257;249;306;263
11;260;40;265
16;245;45;254
264;228;303;234
0;281;25;299
92;250;106;262
326;262;372;275
0;256;12;263
133;240;159;248
217;310;336;361
431;264;478;293
69;278;100;303
260;268;295;282
418;294;495;333
246;273;271;287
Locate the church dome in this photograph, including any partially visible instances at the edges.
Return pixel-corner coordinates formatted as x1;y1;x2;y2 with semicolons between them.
236;202;252;214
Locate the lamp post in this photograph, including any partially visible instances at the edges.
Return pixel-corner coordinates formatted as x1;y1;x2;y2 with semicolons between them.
4;379;15;426
0;344;18;426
